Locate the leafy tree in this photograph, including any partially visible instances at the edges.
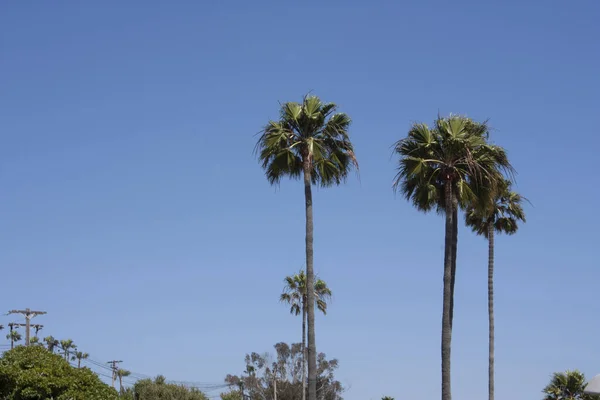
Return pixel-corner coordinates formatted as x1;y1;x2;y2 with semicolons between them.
543;370;600;400
465;179;526;400
382;397;394;400
133;375;208;400
393;115;511;400
225;342;343;400
0;345;118;400
280;270;332;400
29;336;40;345
256;95;357;400
72;350;89;368
44;335;59;353
60;339;76;361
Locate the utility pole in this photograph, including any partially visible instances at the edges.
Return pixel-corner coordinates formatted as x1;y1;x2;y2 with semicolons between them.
107;360;123;388
8;308;46;346
13;323;43;342
273;365;277;400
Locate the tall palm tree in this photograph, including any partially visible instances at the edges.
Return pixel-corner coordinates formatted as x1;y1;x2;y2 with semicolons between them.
256;94;358;400
543;370;598;400
72;351;90;368
117;369;131;394
44;335;58;353
280;270;332;400
465;179;526;400
393;115;511;400
6;326;22;350
60;339;76;360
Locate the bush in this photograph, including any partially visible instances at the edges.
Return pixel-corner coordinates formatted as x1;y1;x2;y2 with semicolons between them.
0;346;119;400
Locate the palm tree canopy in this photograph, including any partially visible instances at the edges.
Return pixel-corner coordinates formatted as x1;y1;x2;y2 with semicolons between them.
393;115;513;213
543;370;598;400
280;270;332;315
255;94;358;186
465;178;527;238
6;331;22;342
118;369;131;378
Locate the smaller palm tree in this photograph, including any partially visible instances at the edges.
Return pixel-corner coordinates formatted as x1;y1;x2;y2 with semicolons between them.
281;270;332;400
72;351;90;368
29;336;40;345
44;336;59;353
465;179;526;400
117;369;131;394
59;339;76;360
542;370;598;400
6;329;22;350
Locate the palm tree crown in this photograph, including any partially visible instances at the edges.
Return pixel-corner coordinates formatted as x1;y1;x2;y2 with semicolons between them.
280;270;332;315
393;115;512;212
543;370;597;400
465;179;526;237
255;94;358;186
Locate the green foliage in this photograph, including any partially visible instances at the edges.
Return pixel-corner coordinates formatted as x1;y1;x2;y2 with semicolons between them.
133;375;209;400
465;178;526;238
381;397;395;400
392;115;512;213
280;270;332;316
0;345;119;400
543;370;600;400
220;390;243;400
255;94;358;187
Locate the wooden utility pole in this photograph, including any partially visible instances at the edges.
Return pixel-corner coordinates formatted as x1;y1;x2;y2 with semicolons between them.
273;365;277;400
8;308;46;346
13;323;43;342
107;360;123;388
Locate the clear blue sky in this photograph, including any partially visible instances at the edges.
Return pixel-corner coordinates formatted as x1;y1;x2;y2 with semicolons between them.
1;1;599;399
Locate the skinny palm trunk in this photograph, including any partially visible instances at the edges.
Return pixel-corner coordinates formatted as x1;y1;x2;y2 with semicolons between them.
78;358;81;368
302;305;307;400
441;182;454;400
303;160;317;400
488;224;495;400
449;207;458;328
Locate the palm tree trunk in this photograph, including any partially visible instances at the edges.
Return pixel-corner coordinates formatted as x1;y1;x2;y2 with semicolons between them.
488;224;495;400
441;181;454;400
303;160;317;400
78;358;81;368
302;304;307;400
119;375;123;394
449;207;458;329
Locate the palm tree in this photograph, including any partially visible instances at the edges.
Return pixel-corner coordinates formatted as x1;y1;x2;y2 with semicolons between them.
59;339;76;360
280;270;332;400
543;370;598;400
29;336;40;345
44;335;58;353
117;369;131;394
72;351;90;368
256;94;358;400
465;179;526;400
6;326;22;350
393;115;511;400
